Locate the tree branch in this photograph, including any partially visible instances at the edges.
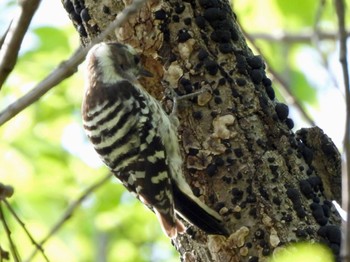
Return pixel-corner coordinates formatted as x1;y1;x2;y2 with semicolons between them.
24;173;113;262
0;203;20;262
0;46;85;126
267;65;316;126
3;200;49;262
312;0;340;90
0;0;41;89
334;0;350;260
0;0;149;127
248;31;349;43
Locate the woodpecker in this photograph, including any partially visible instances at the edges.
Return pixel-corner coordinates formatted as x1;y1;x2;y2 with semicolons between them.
82;42;228;238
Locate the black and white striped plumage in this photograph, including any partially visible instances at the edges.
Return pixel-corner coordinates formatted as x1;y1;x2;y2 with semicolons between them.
82;42;227;238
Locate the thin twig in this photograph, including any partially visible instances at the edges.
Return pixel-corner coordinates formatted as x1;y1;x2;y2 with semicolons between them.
312;0;326;48
0;203;20;262
0;0;42;89
268;66;316;126
334;0;350;260
0;0;149;127
249;30;349;43
240;24;316;126
246;28;346;92
3;200;49;262
24;173;113;262
312;0;326;64
312;0;340;90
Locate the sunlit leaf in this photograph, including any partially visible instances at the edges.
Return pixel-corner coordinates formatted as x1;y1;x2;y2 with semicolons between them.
269;242;335;262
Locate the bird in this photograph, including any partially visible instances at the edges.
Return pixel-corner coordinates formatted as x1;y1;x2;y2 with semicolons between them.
81;42;228;238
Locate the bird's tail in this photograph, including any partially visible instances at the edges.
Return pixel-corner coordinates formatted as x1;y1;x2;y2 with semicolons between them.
172;182;229;236
154;208;186;238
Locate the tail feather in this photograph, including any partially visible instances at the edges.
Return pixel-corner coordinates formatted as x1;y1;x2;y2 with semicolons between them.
154;209;176;238
172;183;229;236
140;195;186;238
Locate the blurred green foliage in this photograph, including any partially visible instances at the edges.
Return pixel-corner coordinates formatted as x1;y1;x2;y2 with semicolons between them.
268;242;334;262
0;5;176;262
0;0;347;261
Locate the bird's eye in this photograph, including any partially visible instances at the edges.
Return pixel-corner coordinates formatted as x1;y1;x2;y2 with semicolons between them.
134;56;140;64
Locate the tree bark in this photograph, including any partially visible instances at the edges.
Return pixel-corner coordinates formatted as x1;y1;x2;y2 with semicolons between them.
62;0;342;261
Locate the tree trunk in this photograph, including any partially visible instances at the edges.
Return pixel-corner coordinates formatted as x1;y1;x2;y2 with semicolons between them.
62;0;342;261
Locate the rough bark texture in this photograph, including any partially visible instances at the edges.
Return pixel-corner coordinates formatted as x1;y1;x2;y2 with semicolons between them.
62;0;342;261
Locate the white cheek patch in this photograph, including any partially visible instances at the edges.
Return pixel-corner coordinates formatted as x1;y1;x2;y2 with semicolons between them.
90;43;124;84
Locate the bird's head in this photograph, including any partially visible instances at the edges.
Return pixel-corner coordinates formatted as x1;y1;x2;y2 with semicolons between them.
86;42;152;84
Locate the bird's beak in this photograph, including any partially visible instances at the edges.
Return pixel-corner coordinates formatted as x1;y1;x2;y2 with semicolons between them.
140;68;154;78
